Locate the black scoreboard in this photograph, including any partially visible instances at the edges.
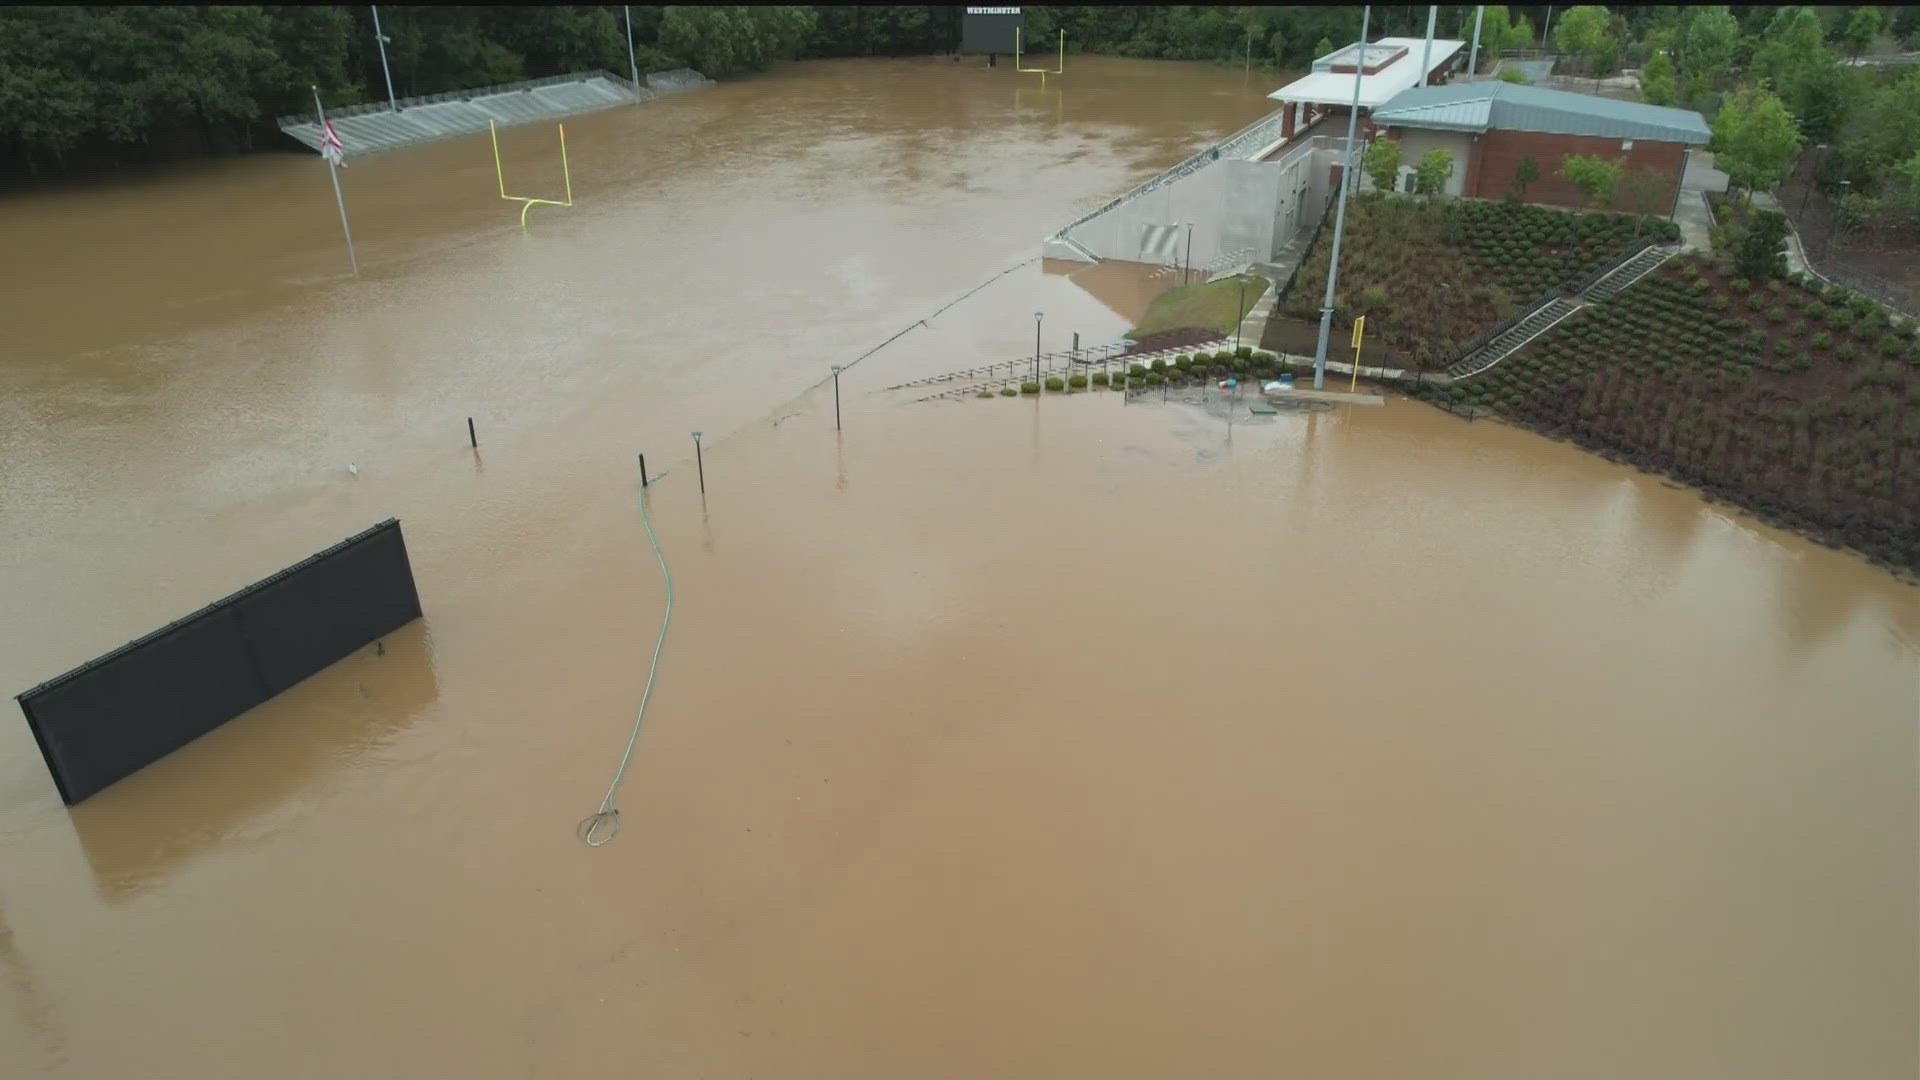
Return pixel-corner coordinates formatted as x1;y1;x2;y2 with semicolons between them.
961;7;1024;55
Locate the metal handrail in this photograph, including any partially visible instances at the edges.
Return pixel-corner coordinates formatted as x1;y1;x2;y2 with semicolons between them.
1444;234;1661;368
1564;235;1656;297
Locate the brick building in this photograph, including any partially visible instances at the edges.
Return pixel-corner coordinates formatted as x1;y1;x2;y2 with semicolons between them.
1367;82;1711;214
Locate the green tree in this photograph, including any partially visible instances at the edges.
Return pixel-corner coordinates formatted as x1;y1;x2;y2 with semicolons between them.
659;6;813;79
1894;6;1920;49
1793;61;1862;144
1313;36;1334;60
1363;136;1402;193
1476;6;1537;61
1414;148;1454;197
1508;153;1541;204
1554;5;1619;78
1671;6;1739;106
1859;69;1920;173
1558;153;1623;208
1268;29;1287;68
1618;165;1674;219
1734;208;1791;279
1640;49;1676;105
1841;6;1882;59
1712;86;1804;199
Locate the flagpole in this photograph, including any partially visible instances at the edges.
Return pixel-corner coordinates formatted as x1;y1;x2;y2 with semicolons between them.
313;86;359;277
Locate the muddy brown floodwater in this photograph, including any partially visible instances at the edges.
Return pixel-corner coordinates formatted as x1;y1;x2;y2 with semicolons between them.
1;57;1916;1080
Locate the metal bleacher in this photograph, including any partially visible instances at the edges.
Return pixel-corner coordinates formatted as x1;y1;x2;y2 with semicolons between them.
277;69;712;158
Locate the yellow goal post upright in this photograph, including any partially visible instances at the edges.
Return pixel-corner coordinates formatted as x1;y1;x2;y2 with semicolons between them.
490;119;573;231
1014;26;1064;89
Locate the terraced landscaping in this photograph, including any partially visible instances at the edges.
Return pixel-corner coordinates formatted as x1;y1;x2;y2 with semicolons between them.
1267;195;1681;367
1417;251;1920;573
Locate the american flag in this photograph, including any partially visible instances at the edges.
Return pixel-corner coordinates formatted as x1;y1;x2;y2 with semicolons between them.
320;119;346;168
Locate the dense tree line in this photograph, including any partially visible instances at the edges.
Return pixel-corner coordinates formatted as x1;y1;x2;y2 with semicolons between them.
0;5;1584;182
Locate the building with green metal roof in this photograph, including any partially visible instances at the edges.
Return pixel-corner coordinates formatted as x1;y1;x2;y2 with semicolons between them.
1364;82;1711;214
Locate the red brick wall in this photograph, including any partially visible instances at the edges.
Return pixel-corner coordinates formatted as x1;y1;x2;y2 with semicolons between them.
1466;129;1689;211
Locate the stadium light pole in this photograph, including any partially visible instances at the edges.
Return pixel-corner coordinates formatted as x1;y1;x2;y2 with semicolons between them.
1468;5;1485;78
1312;4;1371;391
624;6;641;93
1419;5;1437;87
371;6;398;113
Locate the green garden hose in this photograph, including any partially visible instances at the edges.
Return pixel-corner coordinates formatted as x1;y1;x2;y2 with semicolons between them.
577;483;674;847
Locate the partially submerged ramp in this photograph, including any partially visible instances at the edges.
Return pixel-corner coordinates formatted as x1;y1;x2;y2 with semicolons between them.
277;69;712;157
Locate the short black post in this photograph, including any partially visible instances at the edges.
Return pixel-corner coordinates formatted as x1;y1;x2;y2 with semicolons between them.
467;417;477;447
831;365;843;431
638;453;648;487
692;431;705;495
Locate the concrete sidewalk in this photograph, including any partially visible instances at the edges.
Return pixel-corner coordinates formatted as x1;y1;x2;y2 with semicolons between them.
1674;150;1729;252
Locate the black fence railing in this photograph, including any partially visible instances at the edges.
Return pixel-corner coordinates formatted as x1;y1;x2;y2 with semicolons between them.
1443;234;1662;369
1445;291;1563;369
1564;234;1658;297
1275;188;1345;304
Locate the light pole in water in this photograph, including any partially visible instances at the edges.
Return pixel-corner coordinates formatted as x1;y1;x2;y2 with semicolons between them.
371;6;398;113
1033;312;1044;384
624;6;641;93
1312;4;1371;390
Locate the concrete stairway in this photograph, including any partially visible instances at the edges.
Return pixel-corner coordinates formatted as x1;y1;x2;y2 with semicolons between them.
1445;296;1582;379
1447;243;1681;379
1584;243;1677;303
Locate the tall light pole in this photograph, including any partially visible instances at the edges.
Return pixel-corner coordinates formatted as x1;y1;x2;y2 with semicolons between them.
1235;276;1247;351
371;6;398;112
1033;311;1044;384
624;6;641;93
1312;4;1371;390
1419;5;1437;87
1468;6;1485;78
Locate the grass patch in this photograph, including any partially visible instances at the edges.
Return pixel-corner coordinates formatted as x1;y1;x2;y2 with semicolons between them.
1127;274;1268;340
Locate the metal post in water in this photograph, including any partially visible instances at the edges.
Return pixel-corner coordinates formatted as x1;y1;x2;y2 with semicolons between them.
467;416;476;447
623;6;641;94
692;431;705;494
1033;311;1043;385
831;365;842;431
638;453;648;486
1313;5;1371;390
312;86;358;277
371;6;398;113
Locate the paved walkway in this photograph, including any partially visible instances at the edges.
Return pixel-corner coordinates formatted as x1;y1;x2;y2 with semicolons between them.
1234;230;1317;353
1674;150;1729;253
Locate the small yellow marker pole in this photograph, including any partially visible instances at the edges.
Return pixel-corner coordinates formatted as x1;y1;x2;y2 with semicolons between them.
1349;315;1366;392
